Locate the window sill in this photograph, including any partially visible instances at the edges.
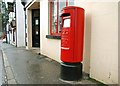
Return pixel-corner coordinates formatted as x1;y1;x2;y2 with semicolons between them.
46;35;61;40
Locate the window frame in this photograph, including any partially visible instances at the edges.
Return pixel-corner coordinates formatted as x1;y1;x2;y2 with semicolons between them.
49;0;69;36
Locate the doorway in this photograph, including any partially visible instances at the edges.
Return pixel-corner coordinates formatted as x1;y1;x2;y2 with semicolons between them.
32;9;40;47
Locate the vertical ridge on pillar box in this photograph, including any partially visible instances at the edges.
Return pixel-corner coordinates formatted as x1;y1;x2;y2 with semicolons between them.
61;6;84;63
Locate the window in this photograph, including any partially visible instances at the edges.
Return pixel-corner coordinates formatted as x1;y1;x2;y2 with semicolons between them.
49;0;74;36
68;0;74;6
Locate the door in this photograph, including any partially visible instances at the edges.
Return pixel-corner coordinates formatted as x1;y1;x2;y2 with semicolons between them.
32;9;40;47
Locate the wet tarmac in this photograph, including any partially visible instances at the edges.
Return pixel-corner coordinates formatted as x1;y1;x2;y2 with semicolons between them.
1;44;67;84
1;43;101;85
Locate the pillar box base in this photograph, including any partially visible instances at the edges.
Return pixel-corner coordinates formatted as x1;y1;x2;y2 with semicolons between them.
60;62;82;81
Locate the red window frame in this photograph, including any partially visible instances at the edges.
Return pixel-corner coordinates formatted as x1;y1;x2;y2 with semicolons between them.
49;0;68;36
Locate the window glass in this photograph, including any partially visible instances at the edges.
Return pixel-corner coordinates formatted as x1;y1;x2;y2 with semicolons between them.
0;4;1;13
33;11;39;17
49;0;74;35
59;0;66;13
68;0;74;6
35;19;39;25
58;0;66;33
51;1;57;33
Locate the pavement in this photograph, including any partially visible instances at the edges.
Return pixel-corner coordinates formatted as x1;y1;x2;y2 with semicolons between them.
0;43;103;85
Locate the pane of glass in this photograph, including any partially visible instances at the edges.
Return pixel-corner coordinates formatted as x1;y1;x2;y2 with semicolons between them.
68;0;74;6
52;1;57;33
35;26;39;35
59;0;66;14
36;30;38;35
0;4;1;13
35;19;39;25
58;16;62;33
63;18;70;28
33;10;39;17
58;0;66;33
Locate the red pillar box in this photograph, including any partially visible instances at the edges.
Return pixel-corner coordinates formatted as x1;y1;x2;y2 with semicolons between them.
60;6;84;81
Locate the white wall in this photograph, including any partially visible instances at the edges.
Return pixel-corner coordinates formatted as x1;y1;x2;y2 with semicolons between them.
26;9;32;49
118;2;120;85
16;0;25;47
40;0;61;62
76;1;118;84
118;1;120;84
90;2;118;84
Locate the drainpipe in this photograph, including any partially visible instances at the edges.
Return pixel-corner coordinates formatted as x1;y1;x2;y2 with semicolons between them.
14;1;17;47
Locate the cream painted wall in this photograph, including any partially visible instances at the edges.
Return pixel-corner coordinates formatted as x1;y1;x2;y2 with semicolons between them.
76;1;118;84
118;2;120;85
90;2;118;84
26;10;32;49
40;0;61;62
16;0;25;47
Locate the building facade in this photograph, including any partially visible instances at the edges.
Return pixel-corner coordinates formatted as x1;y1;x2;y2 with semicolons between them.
12;0;119;84
24;0;119;84
5;0;25;47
